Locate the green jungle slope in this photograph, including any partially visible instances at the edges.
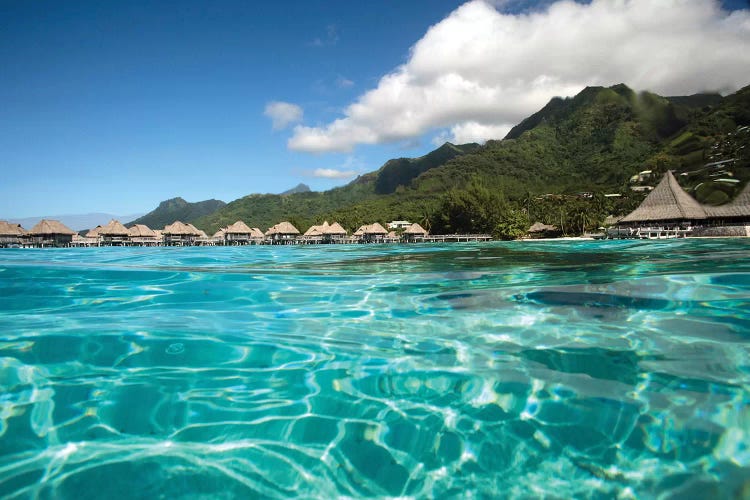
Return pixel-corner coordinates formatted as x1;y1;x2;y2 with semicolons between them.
128;197;226;229
193;83;750;236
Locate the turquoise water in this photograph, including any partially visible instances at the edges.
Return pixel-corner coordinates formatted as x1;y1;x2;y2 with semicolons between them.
1;240;749;498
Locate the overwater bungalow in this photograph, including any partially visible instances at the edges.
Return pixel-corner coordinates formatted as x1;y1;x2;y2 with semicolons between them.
98;219;130;246
224;220;256;245
128;224;160;246
611;171;750;238
0;221;25;247
402;223;428;242
27;219;76;247
163;221;202;246
266;221;300;244
355;223;388;243
302;221;348;244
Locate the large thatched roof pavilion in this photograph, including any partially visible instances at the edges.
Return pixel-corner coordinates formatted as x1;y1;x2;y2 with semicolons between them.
620;171;707;224
615;171;750;238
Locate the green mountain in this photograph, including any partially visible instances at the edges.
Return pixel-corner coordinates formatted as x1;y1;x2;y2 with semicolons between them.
194;83;750;236
280;183;311;195
128;197;226;229
195;142;479;232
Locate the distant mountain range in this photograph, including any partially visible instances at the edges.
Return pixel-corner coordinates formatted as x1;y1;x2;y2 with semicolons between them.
10;212;146;232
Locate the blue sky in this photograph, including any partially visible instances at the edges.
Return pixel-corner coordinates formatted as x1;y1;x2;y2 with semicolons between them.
2;0;749;219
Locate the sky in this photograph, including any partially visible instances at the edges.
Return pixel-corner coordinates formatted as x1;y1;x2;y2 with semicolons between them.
2;0;750;219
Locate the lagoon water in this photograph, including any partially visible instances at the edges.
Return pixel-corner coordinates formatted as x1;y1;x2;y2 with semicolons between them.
1;240;749;498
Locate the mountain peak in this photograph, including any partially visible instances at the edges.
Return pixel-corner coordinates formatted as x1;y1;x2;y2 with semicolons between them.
280;183;312;195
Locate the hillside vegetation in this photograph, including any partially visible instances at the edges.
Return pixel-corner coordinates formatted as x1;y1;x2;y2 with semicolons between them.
128;197;226;229
192;83;750;236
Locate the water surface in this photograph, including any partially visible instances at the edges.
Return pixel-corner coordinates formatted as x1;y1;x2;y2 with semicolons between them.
1;240;749;498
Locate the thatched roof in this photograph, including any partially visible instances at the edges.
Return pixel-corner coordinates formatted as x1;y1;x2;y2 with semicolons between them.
0;221;26;236
29;219;76;235
327;222;347;235
212;229;226;239
621;171;706;223
303;225;324;237
362;222;388;235
403;222;428;235
163;221;201;235
225;220;254;234
304;221;347;237
86;226;102;238
704;182;750;218
250;227;264;238
266;221;300;235
128;224;156;238
528;222;557;233
603;215;622;226
99;219;130;236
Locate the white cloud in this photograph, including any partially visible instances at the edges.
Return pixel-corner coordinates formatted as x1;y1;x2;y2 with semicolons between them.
264;101;303;131
311;168;359;179
289;0;750;152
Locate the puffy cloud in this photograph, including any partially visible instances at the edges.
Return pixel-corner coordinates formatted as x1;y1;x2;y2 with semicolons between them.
310;168;359;179
264;101;303;131
289;0;750;152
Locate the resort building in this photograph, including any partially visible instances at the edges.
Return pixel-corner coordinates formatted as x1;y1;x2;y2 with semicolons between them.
0;221;25;247
387;220;412;230
355;223;388;243
302;221;348;244
163;221;202;246
98;219;130;246
402;223;428;242
27;219;77;247
223;220;259;245
128;224;160;246
265;221;300;244
527;222;560;239
611;171;750;238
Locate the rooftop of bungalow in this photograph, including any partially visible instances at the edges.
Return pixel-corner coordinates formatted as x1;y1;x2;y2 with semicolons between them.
619;171;750;225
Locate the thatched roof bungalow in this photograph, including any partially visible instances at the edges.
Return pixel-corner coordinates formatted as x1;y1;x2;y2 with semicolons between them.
28;219;76;247
266;221;300;244
355;222;388;243
163;221;202;246
128;224;160;246
224;220;256;245
402;223;428;242
527;222;560;239
98;219;130;245
303;221;348;244
0;221;26;247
